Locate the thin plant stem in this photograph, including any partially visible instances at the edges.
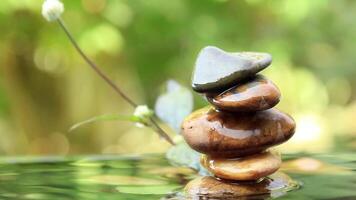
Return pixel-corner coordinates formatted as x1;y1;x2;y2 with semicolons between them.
149;117;175;145
57;19;175;145
57;19;136;107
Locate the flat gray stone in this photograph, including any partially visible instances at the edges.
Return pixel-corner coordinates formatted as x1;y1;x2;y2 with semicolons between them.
192;46;272;93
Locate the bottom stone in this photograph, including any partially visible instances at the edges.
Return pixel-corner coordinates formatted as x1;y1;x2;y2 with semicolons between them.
184;172;299;199
201;151;281;181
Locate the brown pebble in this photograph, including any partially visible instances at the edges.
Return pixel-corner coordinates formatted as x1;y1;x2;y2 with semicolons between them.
201;151;281;181
184;172;295;199
207;75;280;112
181;107;295;158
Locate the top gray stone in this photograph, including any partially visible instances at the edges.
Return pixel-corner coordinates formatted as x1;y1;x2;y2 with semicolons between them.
192;46;272;93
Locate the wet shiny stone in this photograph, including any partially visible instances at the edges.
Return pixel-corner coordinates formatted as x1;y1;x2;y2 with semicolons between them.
182;107;295;158
192;46;272;93
201;151;281;181
207;75;281;112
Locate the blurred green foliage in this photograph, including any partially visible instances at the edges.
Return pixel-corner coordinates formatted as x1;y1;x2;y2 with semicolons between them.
0;0;356;155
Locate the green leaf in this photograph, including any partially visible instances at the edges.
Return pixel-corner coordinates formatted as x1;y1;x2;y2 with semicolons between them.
69;114;141;132
155;80;193;133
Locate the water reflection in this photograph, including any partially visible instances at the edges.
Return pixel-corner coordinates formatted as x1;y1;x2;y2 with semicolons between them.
0;154;354;199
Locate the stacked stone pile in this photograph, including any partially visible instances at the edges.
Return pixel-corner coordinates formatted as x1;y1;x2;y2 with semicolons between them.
182;46;296;181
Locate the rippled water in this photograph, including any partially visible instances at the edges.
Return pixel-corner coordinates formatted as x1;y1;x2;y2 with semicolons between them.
0;153;355;199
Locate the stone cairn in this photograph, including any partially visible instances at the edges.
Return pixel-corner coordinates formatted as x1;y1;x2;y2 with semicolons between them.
182;46;296;182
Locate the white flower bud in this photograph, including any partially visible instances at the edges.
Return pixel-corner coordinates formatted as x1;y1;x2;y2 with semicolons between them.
134;105;153;119
134;105;153;127
42;0;64;22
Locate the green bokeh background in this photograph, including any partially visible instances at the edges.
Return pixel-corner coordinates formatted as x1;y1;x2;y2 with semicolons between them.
0;0;355;155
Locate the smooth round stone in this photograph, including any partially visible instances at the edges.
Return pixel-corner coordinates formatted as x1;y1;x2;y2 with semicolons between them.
207;75;280;112
184;172;298;199
181;107;295;158
192;46;272;93
201;151;281;181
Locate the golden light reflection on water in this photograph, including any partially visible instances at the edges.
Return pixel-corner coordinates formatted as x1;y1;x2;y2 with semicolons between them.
282;157;351;175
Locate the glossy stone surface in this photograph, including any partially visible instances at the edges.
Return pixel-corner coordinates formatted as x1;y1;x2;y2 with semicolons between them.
201;151;281;181
181;107;295;158
207;75;280;112
185;172;297;199
192;46;272;93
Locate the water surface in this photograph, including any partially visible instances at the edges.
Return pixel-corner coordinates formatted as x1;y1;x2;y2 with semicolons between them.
0;153;355;199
